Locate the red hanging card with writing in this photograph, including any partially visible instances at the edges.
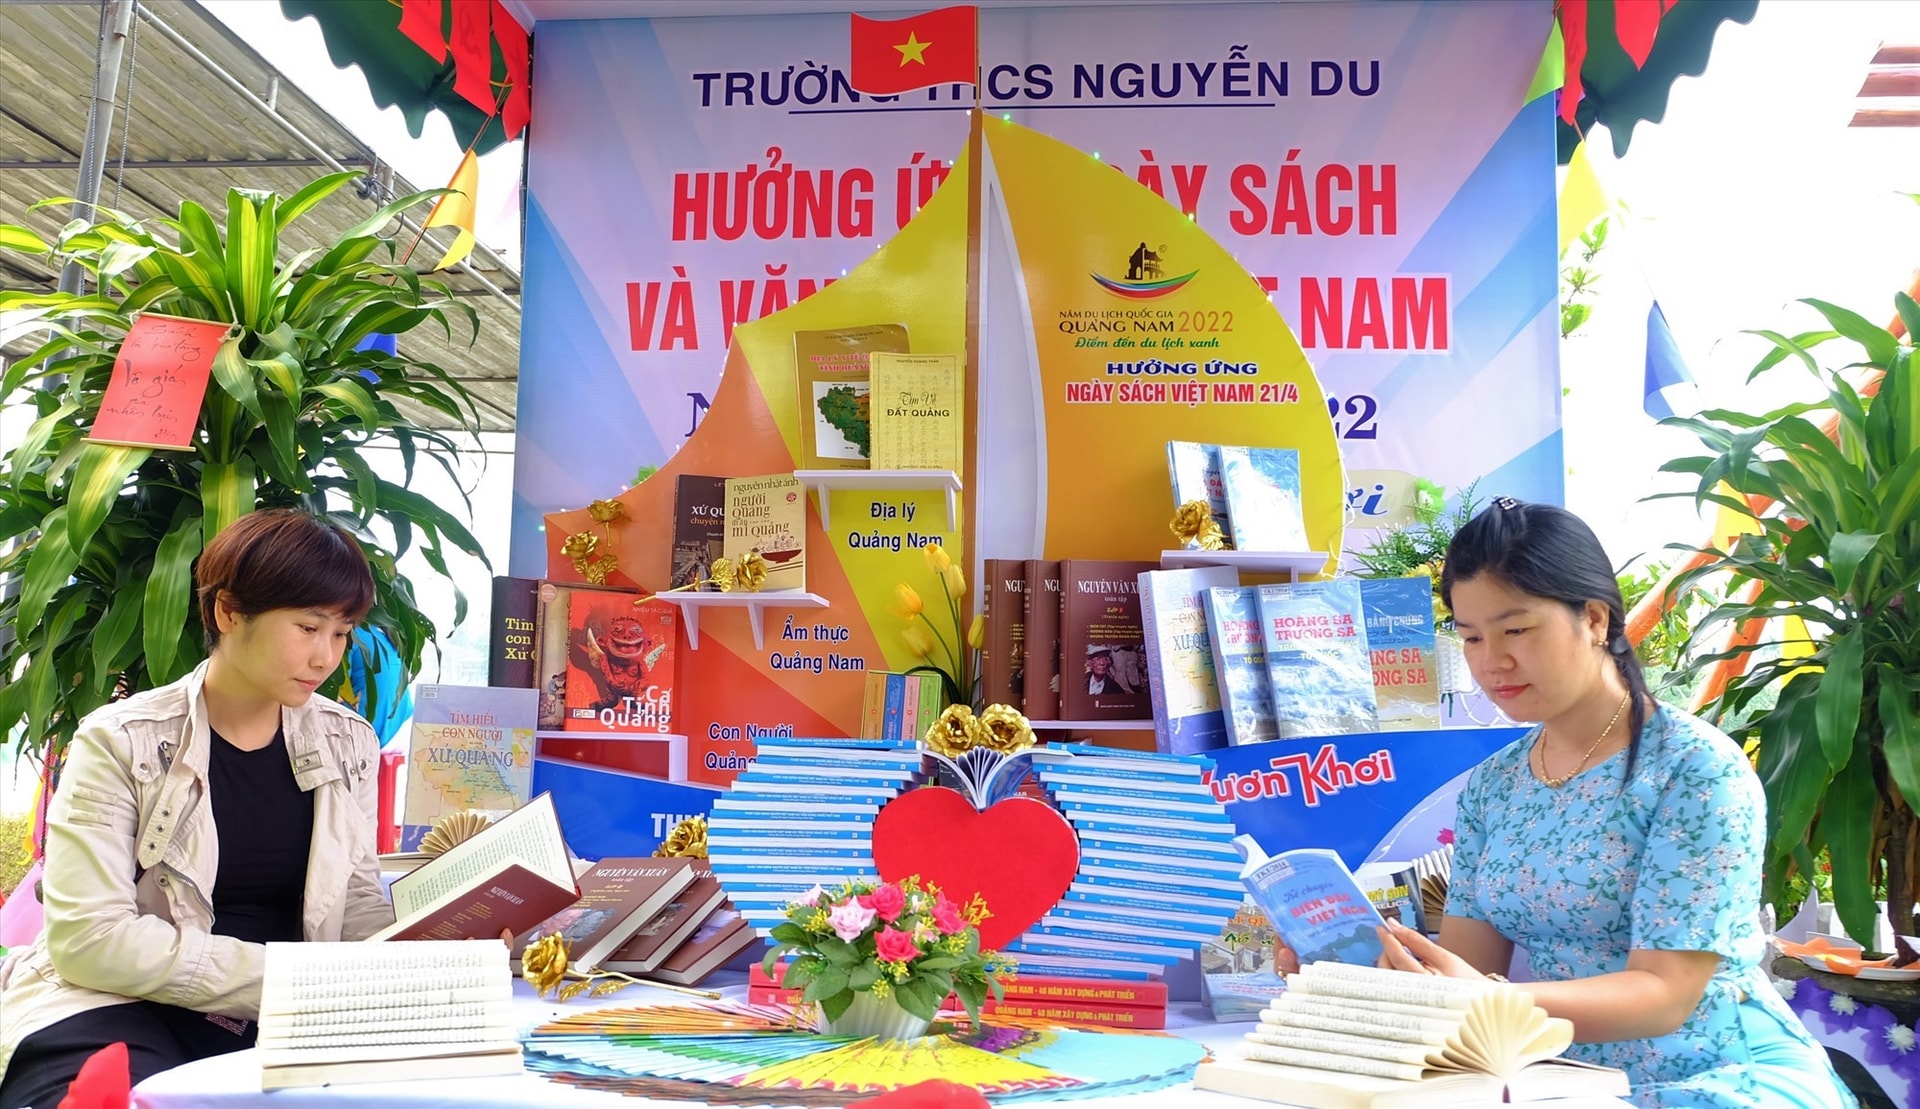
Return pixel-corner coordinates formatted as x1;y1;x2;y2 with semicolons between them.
492;0;531;139
448;0;496;114
398;0;447;63
89;314;235;451
848;5;977;97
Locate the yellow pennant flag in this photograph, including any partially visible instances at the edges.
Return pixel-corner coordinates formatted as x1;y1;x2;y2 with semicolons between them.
422;150;479;272
1558;141;1606;257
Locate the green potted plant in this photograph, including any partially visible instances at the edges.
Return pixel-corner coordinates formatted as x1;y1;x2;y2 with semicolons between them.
1661;294;1920;949
0;173;487;759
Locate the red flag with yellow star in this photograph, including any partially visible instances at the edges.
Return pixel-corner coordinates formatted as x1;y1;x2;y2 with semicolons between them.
849;5;977;96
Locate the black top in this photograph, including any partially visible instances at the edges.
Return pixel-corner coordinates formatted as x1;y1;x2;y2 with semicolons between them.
207;727;312;944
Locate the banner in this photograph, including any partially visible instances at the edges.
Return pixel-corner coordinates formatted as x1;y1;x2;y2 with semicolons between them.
514;1;1562;573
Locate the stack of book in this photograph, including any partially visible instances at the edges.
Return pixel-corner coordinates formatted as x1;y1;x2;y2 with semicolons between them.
1193;962;1629;1107
257;941;520;1090
979;558;1158;726
511;856;757;987
1012;745;1243;979
750;964;1170;1029
705;735;928;934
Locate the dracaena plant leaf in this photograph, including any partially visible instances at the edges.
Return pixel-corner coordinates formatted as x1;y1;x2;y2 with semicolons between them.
0;177;489;758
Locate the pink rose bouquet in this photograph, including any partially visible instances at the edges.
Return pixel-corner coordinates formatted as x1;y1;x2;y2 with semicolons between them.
763;875;1013;1025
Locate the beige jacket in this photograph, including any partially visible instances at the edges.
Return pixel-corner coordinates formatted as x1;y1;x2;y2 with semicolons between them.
0;662;395;1080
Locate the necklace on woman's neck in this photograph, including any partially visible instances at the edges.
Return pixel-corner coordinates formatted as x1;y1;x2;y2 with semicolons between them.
1536;691;1631;788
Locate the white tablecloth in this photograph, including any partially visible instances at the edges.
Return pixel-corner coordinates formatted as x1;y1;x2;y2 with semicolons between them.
130;977;1634;1109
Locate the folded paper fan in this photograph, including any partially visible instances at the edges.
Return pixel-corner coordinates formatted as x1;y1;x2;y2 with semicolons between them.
420;811;493;856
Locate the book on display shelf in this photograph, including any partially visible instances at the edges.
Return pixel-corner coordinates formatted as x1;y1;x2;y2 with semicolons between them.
792;323;909;470
1202;585;1278;746
723;473;808;592
669;474;728;591
1023;559;1063;719
982;558;1027;709
487;576;540;688
868;351;962;471
596;861;730;974
1256;580;1379;739
1358;576;1441;731
1166;439;1233;548
647;908;758;985
1057;560;1157;721
1138;564;1239;755
563;591;679;734
1217;444;1309;551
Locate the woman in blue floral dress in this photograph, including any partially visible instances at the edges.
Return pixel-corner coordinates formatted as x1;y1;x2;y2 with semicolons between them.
1375;499;1853;1108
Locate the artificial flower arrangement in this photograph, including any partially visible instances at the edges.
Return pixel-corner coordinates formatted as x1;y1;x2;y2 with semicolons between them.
761;876;1015;1029
894;543;986;709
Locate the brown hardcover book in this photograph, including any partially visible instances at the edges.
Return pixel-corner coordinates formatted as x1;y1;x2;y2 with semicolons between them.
1058;560;1158;721
510;857;697;973
981;560;1027;709
792;323;909;470
372;794;580;942
563;592;679;734
648;908;756;985
670;475;728;591
1023;560;1062;719
599;863;729;974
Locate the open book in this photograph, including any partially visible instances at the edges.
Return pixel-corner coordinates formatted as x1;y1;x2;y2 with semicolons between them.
1192;962;1629;1107
369;793;580;942
258;941;521;1090
1236;838;1388;967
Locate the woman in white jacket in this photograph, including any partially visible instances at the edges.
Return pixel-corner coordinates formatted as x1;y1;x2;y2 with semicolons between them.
0;509;397;1107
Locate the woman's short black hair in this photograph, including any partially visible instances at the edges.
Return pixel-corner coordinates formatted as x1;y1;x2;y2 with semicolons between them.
1440;498;1651;776
196;509;375;649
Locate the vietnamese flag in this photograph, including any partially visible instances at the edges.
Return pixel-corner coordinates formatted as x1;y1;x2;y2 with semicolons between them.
849;6;977;96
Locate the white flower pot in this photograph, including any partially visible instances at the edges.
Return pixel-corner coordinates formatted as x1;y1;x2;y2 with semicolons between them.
824;989;933;1041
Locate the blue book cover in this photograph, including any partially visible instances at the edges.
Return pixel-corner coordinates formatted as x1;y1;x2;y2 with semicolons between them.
1217;445;1309;551
1359;577;1442;731
1202;586;1278;746
529;755;718;860
1138;566;1239;756
1240;847;1387;966
1166;440;1232;547
882;673;905;740
1042;743;1218;769
1256;581;1379;738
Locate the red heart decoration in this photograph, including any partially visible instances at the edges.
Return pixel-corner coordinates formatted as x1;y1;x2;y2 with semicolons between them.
871;788;1079;951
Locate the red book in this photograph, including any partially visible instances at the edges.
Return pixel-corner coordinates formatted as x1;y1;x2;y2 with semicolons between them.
848;5;978;96
564;593;678;734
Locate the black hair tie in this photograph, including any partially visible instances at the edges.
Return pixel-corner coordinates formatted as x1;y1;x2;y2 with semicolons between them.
1494;496;1520;511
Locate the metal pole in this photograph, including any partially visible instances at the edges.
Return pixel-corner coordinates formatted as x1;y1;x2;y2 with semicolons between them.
135;5;522;311
59;0;137;294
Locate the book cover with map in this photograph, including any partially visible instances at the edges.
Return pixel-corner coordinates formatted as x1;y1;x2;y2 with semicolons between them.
1138;565;1239;754
400;685;538;851
792;323;908;470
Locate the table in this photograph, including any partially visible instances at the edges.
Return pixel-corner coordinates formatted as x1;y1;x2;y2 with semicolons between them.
130;979;1635;1109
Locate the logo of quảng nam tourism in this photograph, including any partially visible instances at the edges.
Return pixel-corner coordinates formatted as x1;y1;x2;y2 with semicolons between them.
1091;240;1196;299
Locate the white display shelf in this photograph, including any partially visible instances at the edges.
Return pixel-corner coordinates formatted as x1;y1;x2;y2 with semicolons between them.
1159;549;1328;579
650;590;827;651
1023;718;1154;732
793;469;961;532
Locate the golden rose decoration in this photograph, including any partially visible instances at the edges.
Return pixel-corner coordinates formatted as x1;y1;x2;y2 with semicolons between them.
587;499;626;525
736;550;769;592
561;532;599;561
707;556;738;592
1170;500;1227;551
653;815;709;859
975;704;1034;754
522;932;572;996
927;703;980;757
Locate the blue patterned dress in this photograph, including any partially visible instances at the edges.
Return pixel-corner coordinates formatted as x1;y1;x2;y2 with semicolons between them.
1446;704;1854;1107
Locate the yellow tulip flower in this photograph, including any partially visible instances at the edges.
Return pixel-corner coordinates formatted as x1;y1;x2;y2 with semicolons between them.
901;624;936;658
923;543;952;574
967;614;987;650
943;564;967;601
893;582;924;617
